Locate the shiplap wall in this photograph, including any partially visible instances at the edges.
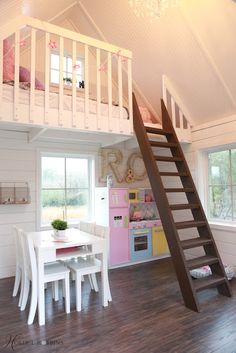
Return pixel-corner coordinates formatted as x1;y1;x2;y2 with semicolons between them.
182;115;236;269
0;129;100;278
0;131;37;278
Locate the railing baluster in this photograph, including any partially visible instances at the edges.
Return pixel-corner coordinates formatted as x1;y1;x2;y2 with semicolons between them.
162;75;192;142
0;39;3;121
107;51;112;132
162;77;167;107
0;18;133;136
59;36;64;127
30;28;36;123
44;32;50;125
96;48;101;130
14;31;20;122
179;109;184;141
128;58;133;134
179;110;184;129
171;97;176;128
84;44;89;129
118;54;123;133
72;40;76;128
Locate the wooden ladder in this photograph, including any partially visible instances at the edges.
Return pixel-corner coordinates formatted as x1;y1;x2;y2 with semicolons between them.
133;93;232;312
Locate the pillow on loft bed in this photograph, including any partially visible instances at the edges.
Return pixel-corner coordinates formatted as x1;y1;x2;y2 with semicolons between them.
3;39;14;81
19;66;45;91
3;39;45;90
139;106;161;124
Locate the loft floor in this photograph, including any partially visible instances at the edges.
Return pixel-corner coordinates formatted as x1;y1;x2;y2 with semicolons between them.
0;122;133;147
0;259;236;353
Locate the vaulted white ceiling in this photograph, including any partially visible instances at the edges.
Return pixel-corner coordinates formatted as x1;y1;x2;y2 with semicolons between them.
1;0;236;126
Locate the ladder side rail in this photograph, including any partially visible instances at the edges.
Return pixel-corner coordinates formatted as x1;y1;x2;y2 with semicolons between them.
133;93;200;311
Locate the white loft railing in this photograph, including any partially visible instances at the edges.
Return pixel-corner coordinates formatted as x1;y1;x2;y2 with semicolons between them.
0;16;133;135
162;75;192;143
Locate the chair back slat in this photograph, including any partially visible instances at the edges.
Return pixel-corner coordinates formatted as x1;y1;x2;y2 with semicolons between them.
94;224;109;239
18;230;37;281
79;221;95;234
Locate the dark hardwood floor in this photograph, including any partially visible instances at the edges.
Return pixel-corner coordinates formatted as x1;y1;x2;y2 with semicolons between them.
1;258;236;353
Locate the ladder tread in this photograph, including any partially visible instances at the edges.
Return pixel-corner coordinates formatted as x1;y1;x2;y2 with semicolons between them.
175;220;206;229
181;237;212;250
145;126;172;135
170;203;200;210
160;172;189;177
193;274;226;292
165;188;194;193
154;156;183;162
149;141;178;148
187;255;219;270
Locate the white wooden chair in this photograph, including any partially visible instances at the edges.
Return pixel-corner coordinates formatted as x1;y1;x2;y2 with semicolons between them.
19;229;71;325
94;224;112;302
67;224;112;311
67;257;102;312
12;226;24;307
79;220;98;290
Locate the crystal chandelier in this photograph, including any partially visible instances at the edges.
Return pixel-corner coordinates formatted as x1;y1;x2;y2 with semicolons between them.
129;0;181;20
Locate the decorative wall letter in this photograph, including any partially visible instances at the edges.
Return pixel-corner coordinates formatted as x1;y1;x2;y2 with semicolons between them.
99;149;124;183
99;149;147;184
125;152;147;182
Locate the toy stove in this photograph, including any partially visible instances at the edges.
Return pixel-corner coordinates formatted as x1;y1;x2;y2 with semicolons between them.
129;220;161;261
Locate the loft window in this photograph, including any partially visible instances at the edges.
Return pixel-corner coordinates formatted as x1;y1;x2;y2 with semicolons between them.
40;155;94;227
208;149;236;221
50;52;84;88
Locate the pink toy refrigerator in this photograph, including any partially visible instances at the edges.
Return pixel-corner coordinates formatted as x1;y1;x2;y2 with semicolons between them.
95;187;130;266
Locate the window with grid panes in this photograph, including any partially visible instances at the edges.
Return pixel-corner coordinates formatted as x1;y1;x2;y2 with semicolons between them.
208;149;236;221
41;155;93;226
50;52;84;87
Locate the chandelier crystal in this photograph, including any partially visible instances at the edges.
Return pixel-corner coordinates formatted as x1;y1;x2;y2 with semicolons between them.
129;0;181;20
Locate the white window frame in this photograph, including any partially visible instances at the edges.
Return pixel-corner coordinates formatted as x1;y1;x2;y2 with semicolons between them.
37;151;95;230
50;50;84;87
207;148;236;223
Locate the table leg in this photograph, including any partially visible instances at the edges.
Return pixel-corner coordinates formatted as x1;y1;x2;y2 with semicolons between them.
104;251;112;302
37;250;45;326
101;250;109;307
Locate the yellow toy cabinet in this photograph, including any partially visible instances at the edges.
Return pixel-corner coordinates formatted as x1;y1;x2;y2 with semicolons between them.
152;226;169;256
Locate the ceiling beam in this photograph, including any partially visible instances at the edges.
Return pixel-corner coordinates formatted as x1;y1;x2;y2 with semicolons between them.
28;127;47;143
180;8;236;109
47;1;78;23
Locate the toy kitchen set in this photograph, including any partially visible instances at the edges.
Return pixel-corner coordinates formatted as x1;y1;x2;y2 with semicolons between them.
95;188;169;267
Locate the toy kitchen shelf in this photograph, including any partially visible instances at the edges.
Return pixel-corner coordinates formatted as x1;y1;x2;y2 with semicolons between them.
95;187;170;268
0;182;30;204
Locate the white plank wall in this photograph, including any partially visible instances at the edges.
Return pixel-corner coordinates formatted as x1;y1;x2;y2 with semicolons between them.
0;130;100;279
0;132;36;278
181;116;236;272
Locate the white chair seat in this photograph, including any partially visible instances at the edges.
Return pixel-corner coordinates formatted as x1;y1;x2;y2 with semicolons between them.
67;258;101;273
66;257;102;312
44;263;70;277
